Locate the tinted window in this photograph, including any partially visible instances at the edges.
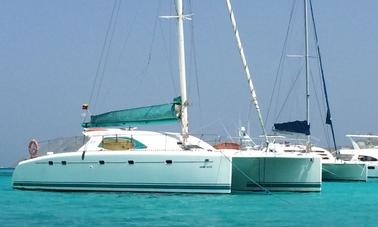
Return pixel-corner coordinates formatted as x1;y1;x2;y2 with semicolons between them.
358;155;378;162
99;137;146;151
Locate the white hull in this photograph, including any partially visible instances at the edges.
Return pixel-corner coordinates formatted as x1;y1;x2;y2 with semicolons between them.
367;163;378;178
12;151;232;194
339;151;378;178
229;152;322;192
277;145;368;182
322;162;367;181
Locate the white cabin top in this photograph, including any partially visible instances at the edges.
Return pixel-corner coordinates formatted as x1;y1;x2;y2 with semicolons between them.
79;128;215;152
346;134;378;150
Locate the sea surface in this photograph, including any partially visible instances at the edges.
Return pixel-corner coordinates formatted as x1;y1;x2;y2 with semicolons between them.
1;168;376;227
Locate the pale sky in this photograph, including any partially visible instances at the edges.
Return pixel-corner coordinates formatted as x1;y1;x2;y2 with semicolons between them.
1;0;378;166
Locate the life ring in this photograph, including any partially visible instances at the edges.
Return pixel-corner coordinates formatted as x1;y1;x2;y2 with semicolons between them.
28;139;40;158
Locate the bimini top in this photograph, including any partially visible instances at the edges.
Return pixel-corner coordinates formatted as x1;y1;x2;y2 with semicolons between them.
79;128;215;152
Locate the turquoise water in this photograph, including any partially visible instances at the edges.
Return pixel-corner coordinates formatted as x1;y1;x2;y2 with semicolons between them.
1;169;376;227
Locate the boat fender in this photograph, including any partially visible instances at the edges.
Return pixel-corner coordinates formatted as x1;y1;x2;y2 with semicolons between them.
28;139;40;158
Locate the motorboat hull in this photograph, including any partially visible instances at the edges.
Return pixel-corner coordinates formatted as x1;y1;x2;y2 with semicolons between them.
12;151;232;194
339;148;378;178
230;153;322;192
322;162;367;181
367;163;378;178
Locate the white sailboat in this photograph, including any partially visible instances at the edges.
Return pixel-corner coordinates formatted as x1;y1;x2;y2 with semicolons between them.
12;0;232;193
270;0;367;181
222;0;322;192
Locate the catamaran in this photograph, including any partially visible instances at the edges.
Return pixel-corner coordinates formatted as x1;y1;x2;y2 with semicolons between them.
222;0;322;192
269;0;367;181
12;0;232;193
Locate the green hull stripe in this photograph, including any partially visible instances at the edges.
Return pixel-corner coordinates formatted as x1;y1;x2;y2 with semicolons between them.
246;182;321;188
322;179;365;182
13;181;230;191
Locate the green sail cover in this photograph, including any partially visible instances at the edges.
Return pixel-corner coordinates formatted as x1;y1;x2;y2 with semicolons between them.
82;97;181;128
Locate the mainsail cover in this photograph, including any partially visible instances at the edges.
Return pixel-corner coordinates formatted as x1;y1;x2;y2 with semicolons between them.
82;97;182;128
273;120;310;135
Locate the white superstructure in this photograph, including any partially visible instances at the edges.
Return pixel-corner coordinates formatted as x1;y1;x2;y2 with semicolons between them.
339;135;378;178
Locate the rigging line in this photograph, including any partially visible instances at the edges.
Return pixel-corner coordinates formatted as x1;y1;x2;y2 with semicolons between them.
188;0;202;120
272;0;298;125
88;0;119;110
94;0;123;110
216;149;292;204
309;27;332;148
169;0;176;94
265;0;298;125
220;121;233;142
219;150;272;195
190;118;224;133
309;0;338;151
310;68;331;149
273;63;305;124
158;3;177;95
247;101;253;134
133;0;162;89
317;70;333;148
116;2;139;78
186;0;193;85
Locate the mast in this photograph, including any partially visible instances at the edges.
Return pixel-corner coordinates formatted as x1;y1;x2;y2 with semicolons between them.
225;0;269;144
304;0;311;149
176;0;189;145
